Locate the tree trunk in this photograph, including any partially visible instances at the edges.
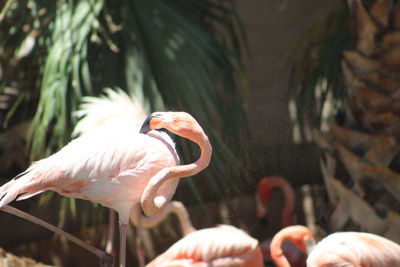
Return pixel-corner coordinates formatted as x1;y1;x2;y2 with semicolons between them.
316;0;400;243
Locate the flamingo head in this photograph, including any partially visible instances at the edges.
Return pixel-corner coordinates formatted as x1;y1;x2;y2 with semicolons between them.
255;178;274;219
140;111;204;140
285;225;315;254
139;111;212;217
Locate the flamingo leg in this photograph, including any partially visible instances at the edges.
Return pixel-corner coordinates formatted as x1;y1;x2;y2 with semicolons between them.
106;209;116;255
1;205;113;266
119;218;128;267
135;228;146;267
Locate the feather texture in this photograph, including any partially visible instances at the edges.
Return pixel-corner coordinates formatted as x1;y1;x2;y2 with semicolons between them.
72;88;148;137
0;89;179;221
0;89;213;267
147;225;263;267
307;231;400;267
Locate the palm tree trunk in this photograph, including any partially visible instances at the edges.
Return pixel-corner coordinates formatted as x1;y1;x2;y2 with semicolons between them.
316;0;400;243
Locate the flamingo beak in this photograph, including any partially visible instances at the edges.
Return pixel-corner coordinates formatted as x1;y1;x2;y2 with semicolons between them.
139;115;155;134
140;112;175;134
140;114;164;134
255;195;267;219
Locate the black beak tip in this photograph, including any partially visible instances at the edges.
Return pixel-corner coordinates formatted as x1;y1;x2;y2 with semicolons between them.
139;124;151;134
139;115;155;134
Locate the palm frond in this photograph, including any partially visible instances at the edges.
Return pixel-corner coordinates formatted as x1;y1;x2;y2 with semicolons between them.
29;0;104;159
288;2;351;142
0;0;249;204
118;0;249;196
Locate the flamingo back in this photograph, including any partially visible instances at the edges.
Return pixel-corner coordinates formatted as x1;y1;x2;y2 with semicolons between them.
146;225;263;267
307;232;400;267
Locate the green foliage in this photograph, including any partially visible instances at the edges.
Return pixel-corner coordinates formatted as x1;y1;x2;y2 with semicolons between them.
30;0;104;158
288;2;351;141
0;0;249;210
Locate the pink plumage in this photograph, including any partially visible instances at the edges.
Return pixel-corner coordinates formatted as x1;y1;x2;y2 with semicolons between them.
270;225;400;267
129;200;263;267
0;89;212;267
307;231;400;267
0;109;179;223
147;225;263;267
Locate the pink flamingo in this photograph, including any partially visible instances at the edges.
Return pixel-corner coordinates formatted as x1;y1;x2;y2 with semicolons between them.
0;109;212;267
270;225;400;267
1;89;150;266
256;176;306;266
129;201;264;267
260;239;306;267
255;176;295;227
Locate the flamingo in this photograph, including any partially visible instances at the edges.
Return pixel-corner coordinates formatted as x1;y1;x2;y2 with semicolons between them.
255;176;295;227
128;201;263;267
0;91;212;266
260;239;306;267
256;176;306;266
270;225;400;267
0;89;150;266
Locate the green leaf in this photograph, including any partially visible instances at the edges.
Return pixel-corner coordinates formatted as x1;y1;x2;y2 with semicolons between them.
288;2;351;141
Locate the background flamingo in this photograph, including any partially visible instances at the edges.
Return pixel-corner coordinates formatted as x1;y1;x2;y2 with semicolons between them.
270;225;314;267
256;176;307;267
0;90;212;267
260;239;307;267
270;225;400;267
128;201;264;267
256;176;295;227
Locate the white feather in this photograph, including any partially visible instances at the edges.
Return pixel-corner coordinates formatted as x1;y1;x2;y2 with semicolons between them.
72;88;148;137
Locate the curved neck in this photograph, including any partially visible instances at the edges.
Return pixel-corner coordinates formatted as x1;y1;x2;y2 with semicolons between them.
141;131;212;216
270;236;291;267
170;131;212;177
266;177;295;227
270;225;314;267
270;229;294;267
130;201;196;236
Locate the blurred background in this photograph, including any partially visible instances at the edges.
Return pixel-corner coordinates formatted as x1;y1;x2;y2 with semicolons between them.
1;0;399;266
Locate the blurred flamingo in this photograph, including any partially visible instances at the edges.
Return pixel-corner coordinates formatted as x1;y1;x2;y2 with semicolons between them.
255;176;295;227
256;176;306;267
0;89;212;267
260;239;306;267
270;225;400;267
129;201;264;267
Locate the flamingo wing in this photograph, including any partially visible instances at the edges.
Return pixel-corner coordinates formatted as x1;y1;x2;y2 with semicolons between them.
307;232;400;267
146;225;263;267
